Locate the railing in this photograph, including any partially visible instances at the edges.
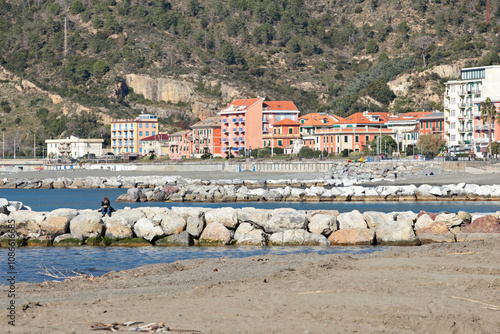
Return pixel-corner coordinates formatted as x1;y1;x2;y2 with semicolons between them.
474;138;489;144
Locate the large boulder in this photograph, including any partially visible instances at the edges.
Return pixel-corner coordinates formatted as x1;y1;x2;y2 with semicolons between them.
337;210;367;229
105;224;134;239
460;215;500;233
434;213;463;228
416;221;455;243
236;208;271;228
46;208;79;221
69;214;103;239
172;207;206;238
155;231;194;246
328;228;375;245
363;211;392;230
205;207;238;229
308;214;337;236
38;216;70;237
160;211;187;235
199;222;233;245
133;218;164;241
234;223;267;245
264;209;307;233
374;219;418;245
108;209;145;227
414;214;435;230
268;229;329;246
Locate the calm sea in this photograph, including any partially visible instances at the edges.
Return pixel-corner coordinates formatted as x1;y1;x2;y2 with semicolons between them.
0;188;497;283
0;188;499;213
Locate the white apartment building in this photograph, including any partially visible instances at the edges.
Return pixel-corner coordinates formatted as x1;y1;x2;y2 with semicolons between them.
444;66;500;157
46;136;104;159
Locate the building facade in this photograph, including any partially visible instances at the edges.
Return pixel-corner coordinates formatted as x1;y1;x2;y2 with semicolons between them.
444;66;500;157
111;114;159;155
218;98;300;157
191;116;221;157
168;130;193;160
46;136;104;158
139;133;169;156
262;118;300;149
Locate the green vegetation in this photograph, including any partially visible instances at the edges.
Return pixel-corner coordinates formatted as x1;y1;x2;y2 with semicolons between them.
0;0;499;140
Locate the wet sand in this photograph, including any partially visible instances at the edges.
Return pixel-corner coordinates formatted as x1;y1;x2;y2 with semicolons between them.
2;240;499;333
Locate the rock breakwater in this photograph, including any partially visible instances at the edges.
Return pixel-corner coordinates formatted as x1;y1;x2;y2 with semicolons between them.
1;199;498;247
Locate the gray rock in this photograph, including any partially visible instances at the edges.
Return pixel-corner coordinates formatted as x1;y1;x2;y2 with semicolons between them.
69;214;103;239
155;231;193;246
415;214;434;230
264;208;307;233
375;219;418;245
337;210;367;229
172;207;206;238
133;218;164;241
234;223;267;245
269;229;329;245
308;214;337;236
236;208;271;229
363;211;393;230
105;224;133;239
205;207;238;229
161;211;187;235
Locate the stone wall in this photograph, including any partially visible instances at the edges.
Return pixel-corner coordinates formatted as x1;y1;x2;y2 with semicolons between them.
1;202;499;247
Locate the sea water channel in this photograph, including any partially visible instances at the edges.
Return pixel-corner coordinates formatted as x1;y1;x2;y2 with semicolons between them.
1;188;498;283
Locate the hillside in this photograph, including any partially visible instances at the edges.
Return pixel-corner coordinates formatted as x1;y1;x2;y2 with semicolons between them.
1;0;499;155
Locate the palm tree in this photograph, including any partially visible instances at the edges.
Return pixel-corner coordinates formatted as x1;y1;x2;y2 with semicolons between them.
480;97;498;158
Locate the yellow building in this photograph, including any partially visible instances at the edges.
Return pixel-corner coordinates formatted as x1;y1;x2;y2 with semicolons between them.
111;114;159;155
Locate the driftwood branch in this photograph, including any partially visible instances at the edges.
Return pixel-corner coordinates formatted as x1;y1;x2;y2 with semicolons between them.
452;296;500;311
36;264;92;280
86;320;202;332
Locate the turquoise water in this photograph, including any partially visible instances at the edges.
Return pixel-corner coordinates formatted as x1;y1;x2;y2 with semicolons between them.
0;245;384;283
0;188;499;213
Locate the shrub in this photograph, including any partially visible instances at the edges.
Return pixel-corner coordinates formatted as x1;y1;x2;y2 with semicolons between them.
93;60;109;77
257;147;271;158
299;146;314;158
70;0;85;15
354;6;362;13
365;39;379;54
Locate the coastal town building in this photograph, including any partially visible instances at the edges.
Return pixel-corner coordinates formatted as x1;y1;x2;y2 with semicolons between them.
191;116;222;157
386;112;432;153
218;98;299;157
45;136;104;158
262;118;300;149
168;130;193;160
111;114;159;155
444;65;500;157
139;133;169;156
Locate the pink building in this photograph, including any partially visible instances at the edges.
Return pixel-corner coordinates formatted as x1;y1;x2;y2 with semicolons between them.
218;98;299;156
168;130;193;160
473;102;500;157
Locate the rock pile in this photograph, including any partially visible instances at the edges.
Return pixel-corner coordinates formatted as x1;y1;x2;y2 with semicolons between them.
1;203;499;247
116;183;500;202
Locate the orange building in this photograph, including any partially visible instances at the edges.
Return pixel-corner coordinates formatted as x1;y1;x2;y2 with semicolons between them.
262;118;300;149
191;116;222;157
168;130;193;160
218;98;299;156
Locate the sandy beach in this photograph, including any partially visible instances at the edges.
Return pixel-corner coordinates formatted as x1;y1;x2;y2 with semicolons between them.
2;239;499;333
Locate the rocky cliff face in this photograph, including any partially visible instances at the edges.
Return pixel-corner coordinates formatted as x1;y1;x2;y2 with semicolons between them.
124;74;241;118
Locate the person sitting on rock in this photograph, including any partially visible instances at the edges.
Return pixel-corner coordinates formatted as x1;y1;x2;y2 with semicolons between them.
101;196;113;217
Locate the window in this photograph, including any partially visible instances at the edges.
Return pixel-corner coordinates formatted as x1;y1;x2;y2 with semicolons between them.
152;123;156;128
337;136;340;142
278;140;282;146
451;97;456;105
113;124;116;130
288;127;293;134
119;124;122;129
152;131;155;136
326;136;329;143
139;131;142;136
451;122;456;129
365;135;369;142
344;136;348;143
140;148;142;153
139;124;142;128
355;135;359;143
146;123;149;128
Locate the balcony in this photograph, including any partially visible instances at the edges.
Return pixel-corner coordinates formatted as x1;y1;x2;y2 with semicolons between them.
263;117;268;123
474;137;489;144
233;138;239;142
239;118;245;122
169;141;179;146
222;138;228;142
458;103;466;108
232;118;238;122
239;127;244;132
222;128;229;133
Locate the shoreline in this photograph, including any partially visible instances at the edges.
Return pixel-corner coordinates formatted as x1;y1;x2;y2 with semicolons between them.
3;239;499;333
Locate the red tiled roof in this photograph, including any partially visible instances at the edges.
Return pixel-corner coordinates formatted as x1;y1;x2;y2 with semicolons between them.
139;134;169;141
273;118;299;126
299;113;343;127
263;101;298;111
224;98;262;110
388;112;432;121
342;112;392;124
